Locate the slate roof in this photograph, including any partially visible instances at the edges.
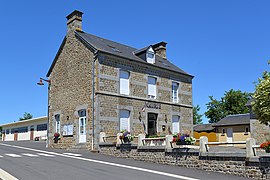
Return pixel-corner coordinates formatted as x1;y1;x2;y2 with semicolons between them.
213;113;250;127
75;31;193;77
193;124;215;132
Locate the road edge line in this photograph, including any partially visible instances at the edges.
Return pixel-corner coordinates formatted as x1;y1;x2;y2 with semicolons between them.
0;168;19;180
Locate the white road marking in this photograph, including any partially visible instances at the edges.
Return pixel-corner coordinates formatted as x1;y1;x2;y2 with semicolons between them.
63;153;82;157
0;168;19;180
37;153;55;157
5;154;22;158
0;143;200;180
22;153;39;157
0;155;3;158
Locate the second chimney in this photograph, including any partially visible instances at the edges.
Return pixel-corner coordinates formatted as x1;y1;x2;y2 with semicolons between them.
66;10;83;35
153;42;167;59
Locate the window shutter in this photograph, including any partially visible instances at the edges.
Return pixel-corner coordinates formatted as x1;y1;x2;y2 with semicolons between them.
120;71;130;95
172;82;179;103
172;115;180;134
119;110;130;131
148;77;157;98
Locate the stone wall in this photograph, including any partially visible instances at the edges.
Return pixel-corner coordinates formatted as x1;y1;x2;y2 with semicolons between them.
250;119;270;145
48;29;95;149
99;145;270;180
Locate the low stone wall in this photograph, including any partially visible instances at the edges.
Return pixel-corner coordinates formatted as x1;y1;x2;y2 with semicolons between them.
99;145;269;180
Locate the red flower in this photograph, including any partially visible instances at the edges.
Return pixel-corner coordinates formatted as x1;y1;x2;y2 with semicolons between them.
260;141;270;150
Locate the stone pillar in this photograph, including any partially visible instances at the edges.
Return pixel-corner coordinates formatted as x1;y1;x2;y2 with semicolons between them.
246;138;257;158
200;136;208;155
99;132;106;143
165;135;173;149
138;134;145;147
116;133;123;145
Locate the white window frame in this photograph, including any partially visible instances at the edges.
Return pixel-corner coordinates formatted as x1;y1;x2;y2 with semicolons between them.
55;114;60;133
172;115;180;134
119;70;130;95
172;81;179;103
148;76;157;99
146;47;155;64
119;110;131;132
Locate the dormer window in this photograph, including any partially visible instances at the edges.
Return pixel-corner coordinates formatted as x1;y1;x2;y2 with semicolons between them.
146;47;155;64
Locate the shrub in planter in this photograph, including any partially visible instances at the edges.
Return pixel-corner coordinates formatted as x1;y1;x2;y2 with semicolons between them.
260;141;270;153
53;132;60;143
172;133;196;145
119;130;134;143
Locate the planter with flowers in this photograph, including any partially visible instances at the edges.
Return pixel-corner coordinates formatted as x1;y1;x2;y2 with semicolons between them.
172;133;196;145
260;141;270;153
119;130;134;144
53;132;60;143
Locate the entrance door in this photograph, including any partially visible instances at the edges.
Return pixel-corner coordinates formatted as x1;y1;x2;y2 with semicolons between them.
147;113;158;136
227;128;233;143
14;131;18;141
30;126;34;140
79;117;86;143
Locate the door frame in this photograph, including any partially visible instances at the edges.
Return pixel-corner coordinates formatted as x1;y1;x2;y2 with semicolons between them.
79;117;87;143
14;131;18;141
147;113;158;136
30;126;34;140
226;128;233;143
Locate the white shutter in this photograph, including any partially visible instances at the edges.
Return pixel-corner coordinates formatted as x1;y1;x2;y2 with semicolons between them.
148;77;157;98
172;115;180;134
120;71;130;95
172;82;179;103
120;110;130;131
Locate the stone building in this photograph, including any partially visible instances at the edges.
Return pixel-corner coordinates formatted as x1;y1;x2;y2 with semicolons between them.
46;10;194;150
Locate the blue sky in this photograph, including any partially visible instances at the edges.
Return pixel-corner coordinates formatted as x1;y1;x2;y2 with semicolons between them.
0;1;269;124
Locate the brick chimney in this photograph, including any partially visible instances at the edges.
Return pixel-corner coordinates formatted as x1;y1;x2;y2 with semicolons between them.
66;10;83;35
153;42;167;59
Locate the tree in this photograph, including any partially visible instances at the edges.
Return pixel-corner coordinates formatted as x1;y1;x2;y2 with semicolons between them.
205;96;225;123
193;105;203;125
252;62;270;125
19;112;33;121
205;89;251;123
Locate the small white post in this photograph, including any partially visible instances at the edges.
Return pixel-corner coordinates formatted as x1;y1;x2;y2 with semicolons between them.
166;135;173;149
116;133;123;145
138;134;145;147
99;132;106;142
246;138;256;158
200;136;208;155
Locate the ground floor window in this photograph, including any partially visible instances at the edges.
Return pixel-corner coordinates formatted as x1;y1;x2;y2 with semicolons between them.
172;115;180;134
119;110;130;132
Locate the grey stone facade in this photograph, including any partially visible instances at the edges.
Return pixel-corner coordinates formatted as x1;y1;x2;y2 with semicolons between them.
47;10;193;150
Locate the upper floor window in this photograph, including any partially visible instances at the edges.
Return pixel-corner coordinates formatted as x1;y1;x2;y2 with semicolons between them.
146;47;155;64
55;114;60;133
148;76;157;99
119;109;130;132
120;70;130;95
172;82;179;103
172;115;180;134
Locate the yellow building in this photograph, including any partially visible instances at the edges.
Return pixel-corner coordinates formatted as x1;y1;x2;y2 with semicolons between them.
193;124;217;145
213;113;250;144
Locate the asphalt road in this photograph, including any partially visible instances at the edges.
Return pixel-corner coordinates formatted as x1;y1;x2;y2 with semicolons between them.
0;141;251;180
